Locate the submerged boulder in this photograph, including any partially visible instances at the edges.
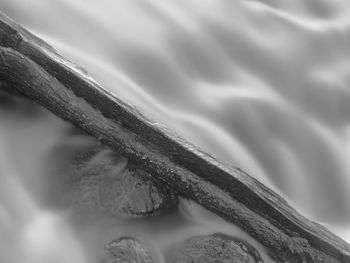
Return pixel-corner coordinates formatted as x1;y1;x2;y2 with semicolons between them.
47;134;178;217
166;233;264;263
104;236;157;263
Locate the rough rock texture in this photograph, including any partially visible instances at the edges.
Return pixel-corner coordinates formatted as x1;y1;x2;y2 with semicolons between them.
48;138;178;217
166;233;264;263
104;236;156;263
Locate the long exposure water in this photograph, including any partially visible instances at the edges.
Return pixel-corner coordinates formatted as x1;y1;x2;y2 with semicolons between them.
1;0;350;262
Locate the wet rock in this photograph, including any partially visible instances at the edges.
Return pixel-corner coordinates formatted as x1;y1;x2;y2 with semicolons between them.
166;233;264;263
104;236;156;263
47;137;178;217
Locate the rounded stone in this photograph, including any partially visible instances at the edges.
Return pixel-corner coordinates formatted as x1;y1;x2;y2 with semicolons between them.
166;232;264;263
104;236;156;263
47;138;178;218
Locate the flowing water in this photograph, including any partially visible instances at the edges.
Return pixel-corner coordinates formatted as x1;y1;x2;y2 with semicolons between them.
1;0;350;262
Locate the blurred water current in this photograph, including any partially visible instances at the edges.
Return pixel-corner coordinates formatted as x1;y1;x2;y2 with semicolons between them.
1;0;350;262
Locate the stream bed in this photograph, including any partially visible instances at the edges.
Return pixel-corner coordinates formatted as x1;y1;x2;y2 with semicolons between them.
1;0;350;262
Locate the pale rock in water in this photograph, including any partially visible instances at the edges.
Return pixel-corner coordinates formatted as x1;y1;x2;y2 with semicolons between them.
104;236;156;263
166;233;264;263
46;134;178;217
